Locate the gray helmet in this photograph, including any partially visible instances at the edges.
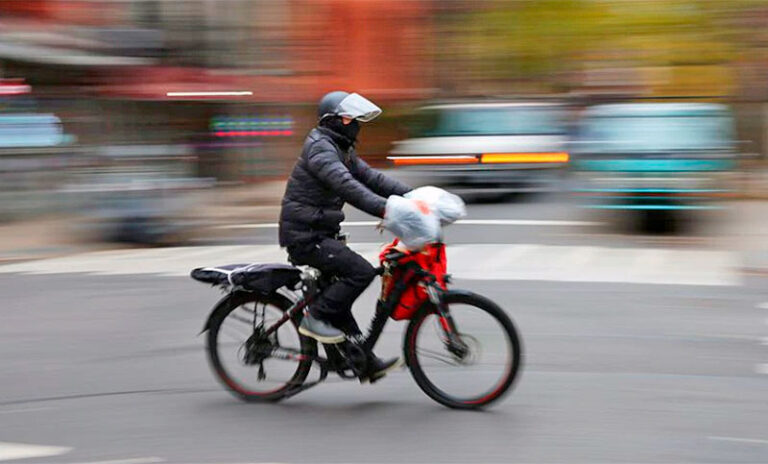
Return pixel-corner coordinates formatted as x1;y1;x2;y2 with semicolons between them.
317;91;382;122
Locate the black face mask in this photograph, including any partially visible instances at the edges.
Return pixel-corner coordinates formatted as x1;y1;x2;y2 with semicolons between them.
320;116;360;149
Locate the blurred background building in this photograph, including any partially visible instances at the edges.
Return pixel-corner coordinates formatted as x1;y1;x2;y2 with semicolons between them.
1;0;768;238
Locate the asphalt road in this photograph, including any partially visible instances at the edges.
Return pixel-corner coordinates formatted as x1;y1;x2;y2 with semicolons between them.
2;198;768;464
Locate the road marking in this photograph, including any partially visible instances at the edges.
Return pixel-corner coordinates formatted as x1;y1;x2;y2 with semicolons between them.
756;364;768;375
563;246;598;269
218;219;602;230
709;436;768;445
62;459;165;464
758;302;768;310
66;458;165;464
454;219;600;226
0;407;54;415
481;244;539;274
0;243;739;286
760;337;768;346
0;442;71;461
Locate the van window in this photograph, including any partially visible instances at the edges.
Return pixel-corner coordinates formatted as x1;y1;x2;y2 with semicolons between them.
415;107;563;137
580;115;733;153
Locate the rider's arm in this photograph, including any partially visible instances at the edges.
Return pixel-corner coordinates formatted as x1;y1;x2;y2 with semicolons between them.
352;154;412;198
307;144;387;218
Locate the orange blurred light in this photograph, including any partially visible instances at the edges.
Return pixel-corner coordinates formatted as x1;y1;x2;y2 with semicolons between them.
481;153;570;164
388;156;479;166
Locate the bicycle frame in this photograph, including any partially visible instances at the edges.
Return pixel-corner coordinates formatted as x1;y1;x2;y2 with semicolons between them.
263;259;458;356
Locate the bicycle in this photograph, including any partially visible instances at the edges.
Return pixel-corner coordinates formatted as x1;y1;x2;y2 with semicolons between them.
192;240;522;409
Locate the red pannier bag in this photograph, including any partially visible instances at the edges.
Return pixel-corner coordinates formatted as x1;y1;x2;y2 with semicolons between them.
379;239;448;320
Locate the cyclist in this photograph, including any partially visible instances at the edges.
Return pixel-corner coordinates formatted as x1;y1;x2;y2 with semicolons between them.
279;91;411;381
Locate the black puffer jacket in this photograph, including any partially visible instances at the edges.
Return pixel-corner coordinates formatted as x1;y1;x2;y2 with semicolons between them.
279;127;410;247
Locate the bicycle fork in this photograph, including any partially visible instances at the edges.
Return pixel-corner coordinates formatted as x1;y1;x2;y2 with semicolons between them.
427;283;469;360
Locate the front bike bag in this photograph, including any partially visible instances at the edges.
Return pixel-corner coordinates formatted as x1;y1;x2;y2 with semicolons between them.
379;240;447;320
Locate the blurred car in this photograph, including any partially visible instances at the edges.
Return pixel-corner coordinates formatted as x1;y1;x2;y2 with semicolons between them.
387;102;569;200
572;103;737;231
70;145;213;245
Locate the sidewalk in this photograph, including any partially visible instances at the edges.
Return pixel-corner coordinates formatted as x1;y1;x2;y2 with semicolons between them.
191;180;285;225
0;216;105;264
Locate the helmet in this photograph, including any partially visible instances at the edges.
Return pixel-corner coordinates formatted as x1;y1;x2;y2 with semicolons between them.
317;91;382;122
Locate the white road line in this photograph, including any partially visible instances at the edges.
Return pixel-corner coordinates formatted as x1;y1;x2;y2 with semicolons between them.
0;243;739;286
0;442;71;461
756;364;768;375
481;244;539;274
632;248;667;270
217;219;602;230
444;244;475;263
709;436;768;445
454;219;601;226
64;458;164;464
218;223;279;229
758;302;768;310
761;337;768;346
563;246;599;269
0;407;54;415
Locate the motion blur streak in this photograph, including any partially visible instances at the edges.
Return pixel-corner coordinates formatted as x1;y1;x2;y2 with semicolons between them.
388;155;480;166
165;91;254;97
480;153;570;164
1;0;768;463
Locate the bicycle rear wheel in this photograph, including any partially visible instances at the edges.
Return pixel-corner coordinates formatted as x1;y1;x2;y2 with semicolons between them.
404;291;522;409
206;292;315;402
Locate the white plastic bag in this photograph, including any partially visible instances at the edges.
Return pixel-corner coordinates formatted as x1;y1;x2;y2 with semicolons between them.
405;186;466;225
382;195;441;250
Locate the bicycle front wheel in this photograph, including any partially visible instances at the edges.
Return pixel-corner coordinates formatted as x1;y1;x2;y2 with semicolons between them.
404;291;522;409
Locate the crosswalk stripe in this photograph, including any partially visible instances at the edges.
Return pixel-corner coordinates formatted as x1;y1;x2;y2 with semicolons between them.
0;243;739;286
0;442;71;461
479;244;540;276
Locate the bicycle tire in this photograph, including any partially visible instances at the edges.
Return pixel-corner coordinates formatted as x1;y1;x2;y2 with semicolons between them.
206;292;316;402
404;290;522;409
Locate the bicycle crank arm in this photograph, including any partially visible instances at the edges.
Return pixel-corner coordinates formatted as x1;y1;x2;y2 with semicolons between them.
283;360;329;399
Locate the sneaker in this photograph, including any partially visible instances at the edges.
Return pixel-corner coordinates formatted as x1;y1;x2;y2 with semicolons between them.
299;313;345;344
365;355;404;383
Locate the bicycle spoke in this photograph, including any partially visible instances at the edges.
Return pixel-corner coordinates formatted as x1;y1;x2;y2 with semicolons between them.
238;303;255;314
221;326;250;342
229;312;254;327
416;347;461;366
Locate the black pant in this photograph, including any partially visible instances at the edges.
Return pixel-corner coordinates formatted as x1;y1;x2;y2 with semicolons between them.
287;237;376;335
